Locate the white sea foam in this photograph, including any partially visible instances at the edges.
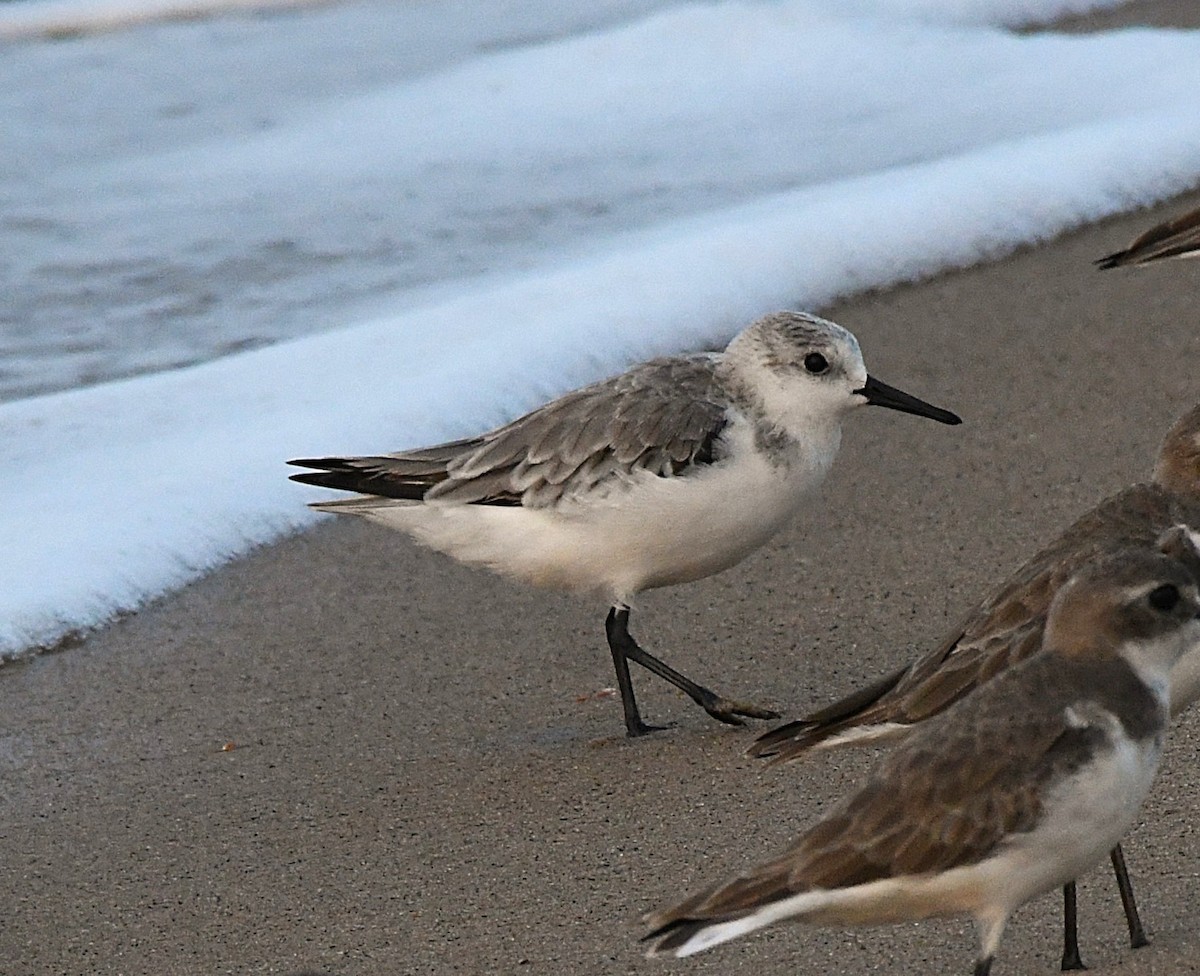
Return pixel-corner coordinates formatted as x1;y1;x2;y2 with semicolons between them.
2;0;1199;656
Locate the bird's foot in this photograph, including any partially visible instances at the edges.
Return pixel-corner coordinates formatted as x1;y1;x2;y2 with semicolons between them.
1061;949;1087;972
625;719;674;738
697;693;780;726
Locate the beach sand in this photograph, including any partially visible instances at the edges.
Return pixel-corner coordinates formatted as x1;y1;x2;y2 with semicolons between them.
5;7;1200;975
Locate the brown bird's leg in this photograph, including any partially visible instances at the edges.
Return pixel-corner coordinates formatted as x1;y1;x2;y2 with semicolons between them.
1061;882;1086;971
1060;844;1147;972
973;956;993;976
1109;845;1149;949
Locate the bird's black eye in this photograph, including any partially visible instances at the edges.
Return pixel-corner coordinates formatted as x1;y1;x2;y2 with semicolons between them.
1148;583;1180;612
804;352;829;374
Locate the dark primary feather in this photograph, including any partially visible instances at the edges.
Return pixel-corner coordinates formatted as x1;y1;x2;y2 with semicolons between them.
289;355;729;508
644;919;712;954
750;666;910;756
288;456;452;501
1096;204;1200;268
751;483;1200;762
647;653;1153;944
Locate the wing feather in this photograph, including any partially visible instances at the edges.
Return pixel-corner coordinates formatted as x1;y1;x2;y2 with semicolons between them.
1096;204;1200;268
289;354;729;508
647;653;1126;943
751;484;1200;762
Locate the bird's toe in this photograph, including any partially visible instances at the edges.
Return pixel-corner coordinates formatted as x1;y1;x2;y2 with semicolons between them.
702;696;781;724
626;720;674;738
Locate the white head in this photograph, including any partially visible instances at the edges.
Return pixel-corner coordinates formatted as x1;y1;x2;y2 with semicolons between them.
721;311;961;433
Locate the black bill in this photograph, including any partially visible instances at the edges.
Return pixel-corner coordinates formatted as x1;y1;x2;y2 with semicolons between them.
854;375;961;425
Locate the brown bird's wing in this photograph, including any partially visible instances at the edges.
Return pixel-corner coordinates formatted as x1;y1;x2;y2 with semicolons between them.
648;653;1124;947
751;484;1193;762
1096;203;1200;268
288;354;729;508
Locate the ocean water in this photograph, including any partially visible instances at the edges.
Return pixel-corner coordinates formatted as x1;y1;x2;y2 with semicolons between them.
0;0;1167;404
2;0;1200;658
0;0;681;402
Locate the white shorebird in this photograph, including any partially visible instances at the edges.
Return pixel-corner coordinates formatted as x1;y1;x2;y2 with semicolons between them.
750;404;1200;967
289;311;960;736
644;549;1200;976
1096;202;1200;268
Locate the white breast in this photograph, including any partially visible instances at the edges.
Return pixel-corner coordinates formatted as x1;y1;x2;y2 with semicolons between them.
362;414;837;602
996;718;1162;908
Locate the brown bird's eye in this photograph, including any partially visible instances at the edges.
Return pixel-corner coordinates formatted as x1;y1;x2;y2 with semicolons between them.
1148;583;1180;611
804;353;829;374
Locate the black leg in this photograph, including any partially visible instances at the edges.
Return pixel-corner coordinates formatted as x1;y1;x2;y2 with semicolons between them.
604;606;779;736
1109;845;1149;949
973;955;993;976
1061;882;1087;971
605;607;667;737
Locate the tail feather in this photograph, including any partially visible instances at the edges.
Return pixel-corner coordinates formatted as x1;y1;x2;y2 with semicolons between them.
641;850;806;959
642;919;710;956
1092;251;1125;271
748;719;826;759
1095;204;1200;268
749;664;910;762
288;455;524;506
643;912;775;958
288;456;445;501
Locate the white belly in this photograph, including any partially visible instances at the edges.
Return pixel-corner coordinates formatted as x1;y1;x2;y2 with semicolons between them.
361;442;827;603
987;729;1163;909
1169;642;1200;715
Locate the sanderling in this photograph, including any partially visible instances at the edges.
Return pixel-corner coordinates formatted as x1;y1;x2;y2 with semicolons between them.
750;403;1200;967
1096;202;1200;268
644;549;1200;976
289;311;960;736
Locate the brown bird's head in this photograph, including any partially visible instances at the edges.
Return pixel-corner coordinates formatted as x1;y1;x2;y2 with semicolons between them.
1153;405;1200;501
1044;548;1200;675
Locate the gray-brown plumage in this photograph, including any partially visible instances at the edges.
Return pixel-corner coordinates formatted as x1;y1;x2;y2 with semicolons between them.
748;404;1200;969
289;356;728;509
1096;202;1200;268
750;404;1200;760
668;657;1151;916
289;311;960;736
645;550;1200;975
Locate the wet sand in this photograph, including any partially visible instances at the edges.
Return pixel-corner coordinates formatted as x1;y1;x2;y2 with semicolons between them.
5;9;1200;976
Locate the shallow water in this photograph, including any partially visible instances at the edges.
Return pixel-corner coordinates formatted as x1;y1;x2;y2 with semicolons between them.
0;0;680;402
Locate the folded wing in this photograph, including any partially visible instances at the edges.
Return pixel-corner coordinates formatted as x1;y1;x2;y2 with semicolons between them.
289;355;729;508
